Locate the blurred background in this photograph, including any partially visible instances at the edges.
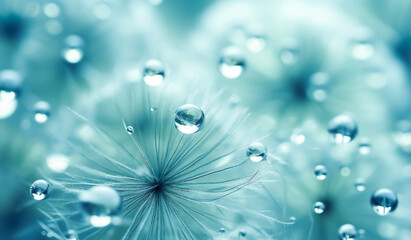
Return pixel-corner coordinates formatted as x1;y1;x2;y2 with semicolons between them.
1;0;411;239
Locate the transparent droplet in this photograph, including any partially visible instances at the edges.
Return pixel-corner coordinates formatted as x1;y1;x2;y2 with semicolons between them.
64;230;78;240
279;38;299;65
30;180;51;200
340;166;351;177
33;101;50;123
355;178;366;192
62;35;85;64
306;72;329;102
358;138;372;155
247;142;267;162
150;107;157;112
393;120;411;153
219;46;245;79
47;154;69;172
246;35;266;53
174;104;205;134
289;216;296;223
219;228;226;233
239;229;246;237
78;185;121;227
126;126;134;134
313;201;325;214
338;224;357;240
314;165;327;180
370;188;398;216
351;40;374;60
0;70;22;119
328;115;358;143
143;59;165;87
290;128;305;144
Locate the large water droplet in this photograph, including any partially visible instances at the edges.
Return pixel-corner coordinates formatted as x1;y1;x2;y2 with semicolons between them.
358;138;372;155
338;224;357;240
306;72;329;102
355;178;366;192
313;201;325;214
62;35;85;64
279;38;299;65
174;104;205;134
30;180;51;200
143;59;165;87
0;70;22;119
33;101;50;124
219;46;245;79
78;185;121;227
47;154;69;172
247;142;267;162
370;188;398;216
64;230;78;240
328;115;358;143
314;165;327;180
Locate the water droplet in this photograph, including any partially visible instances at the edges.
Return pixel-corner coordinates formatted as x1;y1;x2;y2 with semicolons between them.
314;165;327;180
290;128;305;144
340;166;351;177
279;38;299;65
78;185;121;227
313;201;325;214
219;228;226;233
126;126;134;134
47;154;69;172
370;188;398;216
219;46;245;79
64;230;78;240
351;40;374;60
143;59;165;87
33;101;50;123
355;178;366;192
358;138;372;155
62;35;85;64
150;107;157;112
43;3;60;18
306;72;329;102
328;115;358;143
338;224;357;240
239;229;246;237
246;35;266;53
357;229;365;239
0;70;22;119
174;104;205;134
289;216;296;223
30;180;51;200
393;120;411;153
247;142;267;162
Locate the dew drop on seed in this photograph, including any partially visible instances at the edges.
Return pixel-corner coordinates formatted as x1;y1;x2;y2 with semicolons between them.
219;228;226;233
279;38;299;65
328;115;358;143
143;59;165;86
126;126;134;134
64;230;78;240
355;178;366;192
219;46;245;79
30;180;50;200
33;101;50;123
239;229;246;237
0;70;22;119
370;188;398;216
313;201;325;214
338;224;357;240
62;35;85;64
314;165;327;180
78;185;121;227
247;142;267;162
174;104;205;134
358;138;372;155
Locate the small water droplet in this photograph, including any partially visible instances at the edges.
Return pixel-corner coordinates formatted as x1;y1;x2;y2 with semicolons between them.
174;104;205;134
338;224;357;240
355;178;366;192
370;188;398;216
358;138;372;155
340;166;351;177
62;35;85;64
279;38;299;65
78;185;121;227
143;59;165;87
247;142;267;162
328;115;358;143
314;165;327;180
306;72;329;102
246;35;266;53
357;229;365;239
351;40;374;60
43;3;60;18
126;126;134;134
239;229;246;237
393;120;411;153
219;46;245;79
30;180;50;200
47;154;69;172
64;230;78;240
290;128;305;144
313;201;325;214
150;107;157;112
33;101;50;123
219;228;226;233
0;70;22;119
289;216;296;223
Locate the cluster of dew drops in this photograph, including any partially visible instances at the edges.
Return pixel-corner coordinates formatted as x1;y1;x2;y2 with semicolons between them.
18;37;398;240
